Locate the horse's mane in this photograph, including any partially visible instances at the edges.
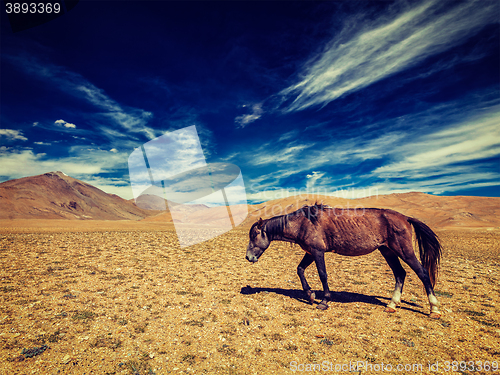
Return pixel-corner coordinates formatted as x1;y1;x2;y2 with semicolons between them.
264;214;288;239
296;202;330;225
253;202;330;239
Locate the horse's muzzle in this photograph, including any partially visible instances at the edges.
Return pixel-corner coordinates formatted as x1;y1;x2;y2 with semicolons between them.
246;255;258;263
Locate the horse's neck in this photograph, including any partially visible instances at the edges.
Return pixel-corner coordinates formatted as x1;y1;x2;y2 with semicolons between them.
269;231;294;242
266;216;296;243
277;217;303;243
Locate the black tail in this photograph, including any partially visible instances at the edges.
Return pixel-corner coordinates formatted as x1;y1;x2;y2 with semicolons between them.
407;217;442;288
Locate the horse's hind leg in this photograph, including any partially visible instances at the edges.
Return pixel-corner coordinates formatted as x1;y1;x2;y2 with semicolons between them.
297;253;315;304
379;246;406;313
395;243;441;318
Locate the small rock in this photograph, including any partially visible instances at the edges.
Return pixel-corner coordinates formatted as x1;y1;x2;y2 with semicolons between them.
22;345;48;358
401;338;415;347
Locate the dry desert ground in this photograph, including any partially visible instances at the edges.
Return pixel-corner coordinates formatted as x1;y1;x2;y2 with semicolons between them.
0;220;499;374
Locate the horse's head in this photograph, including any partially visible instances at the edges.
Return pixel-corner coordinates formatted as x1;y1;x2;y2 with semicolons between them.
246;218;270;263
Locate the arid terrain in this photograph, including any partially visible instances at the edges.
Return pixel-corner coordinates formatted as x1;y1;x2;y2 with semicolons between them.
0;173;499;374
0;221;499;374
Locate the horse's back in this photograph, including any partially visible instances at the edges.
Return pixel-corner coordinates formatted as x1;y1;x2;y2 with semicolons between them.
316;207;409;255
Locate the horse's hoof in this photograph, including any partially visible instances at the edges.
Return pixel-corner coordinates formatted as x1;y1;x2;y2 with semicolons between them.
316;302;329;310
429;312;441;319
308;292;316;304
384;307;396;313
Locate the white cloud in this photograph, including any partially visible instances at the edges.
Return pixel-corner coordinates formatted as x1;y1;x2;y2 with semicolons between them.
54;119;77;129
0;149;102;178
306;171;325;190
34;141;51;145
279;0;498;112
373;109;500;178
0;129;28;141
0;146;132;192
110;148;118;153
235;103;263;128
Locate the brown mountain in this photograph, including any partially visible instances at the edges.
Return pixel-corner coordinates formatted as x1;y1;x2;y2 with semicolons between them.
1;172;498;229
0;171;161;220
241;192;500;229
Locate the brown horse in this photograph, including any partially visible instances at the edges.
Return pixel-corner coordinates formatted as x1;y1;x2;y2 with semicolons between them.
245;204;442;318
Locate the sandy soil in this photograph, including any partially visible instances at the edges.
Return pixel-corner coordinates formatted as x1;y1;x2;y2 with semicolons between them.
0;222;499;374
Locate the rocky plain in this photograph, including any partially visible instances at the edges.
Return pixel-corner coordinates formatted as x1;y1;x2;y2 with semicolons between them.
0;221;499;375
0;173;499;374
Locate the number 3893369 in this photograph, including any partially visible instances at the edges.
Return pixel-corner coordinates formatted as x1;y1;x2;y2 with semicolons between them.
5;2;61;14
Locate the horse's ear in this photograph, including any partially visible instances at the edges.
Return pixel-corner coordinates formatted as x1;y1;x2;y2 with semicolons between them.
257;218;263;229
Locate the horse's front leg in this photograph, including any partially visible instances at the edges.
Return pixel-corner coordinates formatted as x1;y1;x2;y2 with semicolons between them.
313;251;331;310
297;253;315;304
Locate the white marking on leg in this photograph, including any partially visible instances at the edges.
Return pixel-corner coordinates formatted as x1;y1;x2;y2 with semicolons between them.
428;293;440;313
392;289;402;305
387;287;402;309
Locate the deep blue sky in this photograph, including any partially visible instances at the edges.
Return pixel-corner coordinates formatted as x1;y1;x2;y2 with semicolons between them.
1;1;499;203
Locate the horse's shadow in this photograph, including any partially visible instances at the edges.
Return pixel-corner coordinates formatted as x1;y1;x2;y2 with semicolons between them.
240;285;426;315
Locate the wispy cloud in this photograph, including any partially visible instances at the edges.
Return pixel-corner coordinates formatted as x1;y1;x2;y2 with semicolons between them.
248;141;313;166
373;108;500;178
278;0;498;112
0;129;28;141
235;103;263;128
306;171;326;191
241;97;500;201
5;54;156;140
245;128;403;170
278;130;299;142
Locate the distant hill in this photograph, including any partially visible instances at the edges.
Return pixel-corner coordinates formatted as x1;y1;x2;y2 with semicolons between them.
241;192;500;229
0;172;498;229
142;191;500;229
0;171;161;220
